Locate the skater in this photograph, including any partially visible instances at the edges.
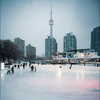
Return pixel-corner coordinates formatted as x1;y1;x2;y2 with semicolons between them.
97;64;99;67
69;63;72;69
26;63;27;66
14;65;16;67
35;66;37;72
59;66;62;68
84;63;85;66
11;66;14;74
7;65;10;74
18;64;20;69
23;63;25;69
31;65;34;71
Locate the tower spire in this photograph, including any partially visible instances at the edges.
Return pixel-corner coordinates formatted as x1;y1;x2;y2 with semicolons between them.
49;3;54;37
51;3;52;19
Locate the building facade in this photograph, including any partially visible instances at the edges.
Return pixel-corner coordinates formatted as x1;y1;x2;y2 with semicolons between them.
45;36;57;57
53;49;100;63
26;44;36;60
63;32;77;52
91;26;100;56
14;38;25;59
45;5;57;58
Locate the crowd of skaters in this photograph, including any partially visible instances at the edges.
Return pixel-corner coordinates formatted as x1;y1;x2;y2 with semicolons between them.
7;62;37;75
7;61;95;75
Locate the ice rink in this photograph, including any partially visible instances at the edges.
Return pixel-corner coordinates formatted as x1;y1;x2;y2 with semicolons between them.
1;64;100;100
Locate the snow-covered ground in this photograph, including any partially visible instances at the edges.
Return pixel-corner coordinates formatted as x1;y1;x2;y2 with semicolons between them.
1;64;100;100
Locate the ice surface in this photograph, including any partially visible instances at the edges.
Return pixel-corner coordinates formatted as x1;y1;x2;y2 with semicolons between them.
1;64;100;100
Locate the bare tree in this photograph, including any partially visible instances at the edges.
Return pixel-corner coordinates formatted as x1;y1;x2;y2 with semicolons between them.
0;39;21;63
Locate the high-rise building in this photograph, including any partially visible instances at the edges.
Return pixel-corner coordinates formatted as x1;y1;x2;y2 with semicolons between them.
91;26;100;56
26;44;36;60
45;5;57;58
63;32;77;52
45;36;57;57
14;37;25;59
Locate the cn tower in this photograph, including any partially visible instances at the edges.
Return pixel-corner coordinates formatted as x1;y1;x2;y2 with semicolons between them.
45;4;57;58
49;4;54;37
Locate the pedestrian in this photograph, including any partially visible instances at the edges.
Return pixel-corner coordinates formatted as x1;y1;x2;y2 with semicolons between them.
69;63;72;69
11;66;14;74
35;66;37;72
7;65;10;74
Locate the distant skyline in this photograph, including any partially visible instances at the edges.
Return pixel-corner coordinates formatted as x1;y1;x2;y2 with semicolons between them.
1;0;99;56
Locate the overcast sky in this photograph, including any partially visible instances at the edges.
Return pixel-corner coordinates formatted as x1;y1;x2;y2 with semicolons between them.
1;0;100;56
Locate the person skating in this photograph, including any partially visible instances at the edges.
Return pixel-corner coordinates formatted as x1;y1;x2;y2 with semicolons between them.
69;63;72;69
11;66;14;74
35;66;37;72
18;64;20;69
59;66;62;68
23;63;25;69
84;63;85;66
14;65;16;67
31;65;34;72
7;65;11;74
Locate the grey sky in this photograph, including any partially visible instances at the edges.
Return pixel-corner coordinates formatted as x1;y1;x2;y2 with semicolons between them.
1;0;99;56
